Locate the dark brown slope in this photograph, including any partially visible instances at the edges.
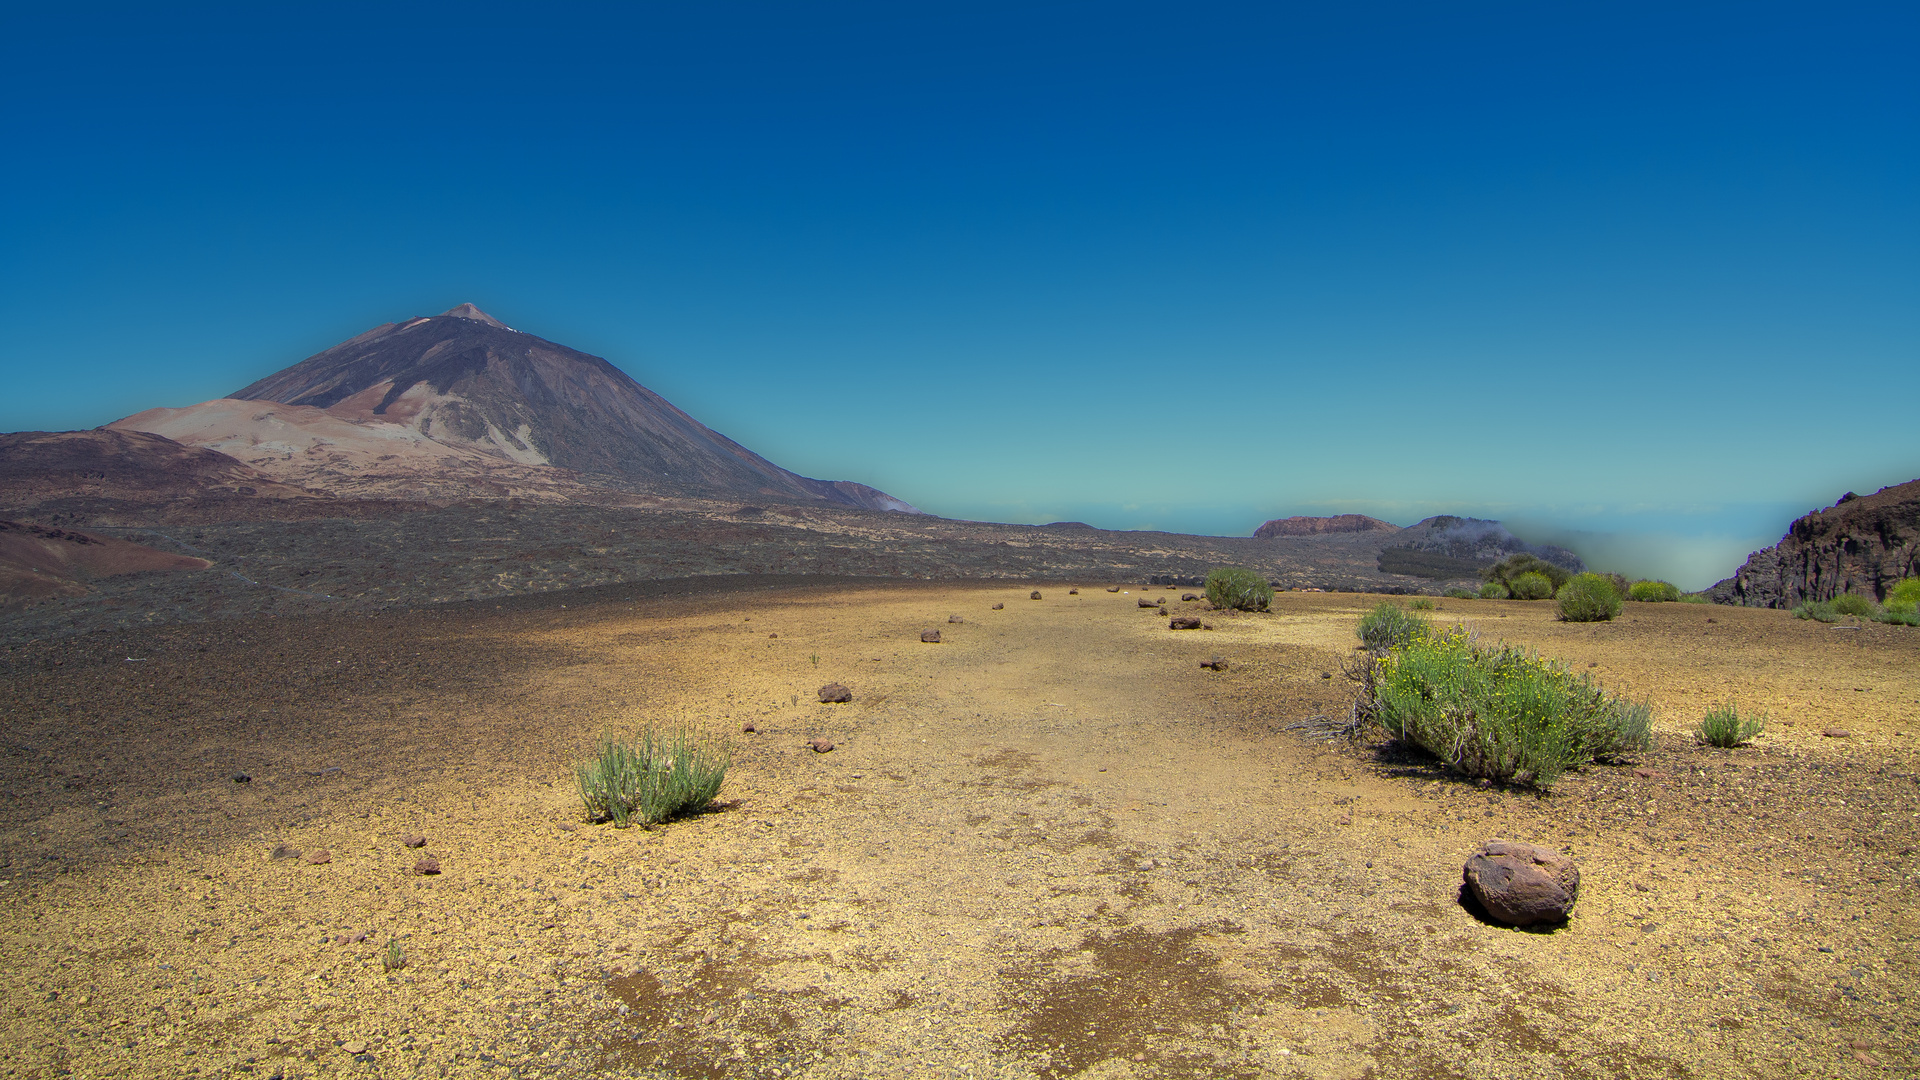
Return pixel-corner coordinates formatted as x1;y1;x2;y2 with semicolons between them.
0;429;326;514
231;305;919;513
1710;480;1920;607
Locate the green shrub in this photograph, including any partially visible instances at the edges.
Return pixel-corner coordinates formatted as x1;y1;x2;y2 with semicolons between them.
1874;605;1920;626
1486;553;1574;593
1204;567;1274;612
1557;573;1622;622
1409;597;1436;611
1886;597;1918;616
1831;592;1876;618
1444;587;1476;600
1509;572;1554;600
1357;626;1652;788
1357;601;1429;652
1678;592;1711;604
1792;600;1839;623
1888;578;1920;607
1696;703;1766;747
577;725;729;828
1628;580;1681;602
1478;581;1509;600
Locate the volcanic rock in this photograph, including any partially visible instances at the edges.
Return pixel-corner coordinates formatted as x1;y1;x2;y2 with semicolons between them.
1138;598;1156;608
401;834;427;848
1710;480;1920;607
304;849;333;866
112;305;920;512
948;615;964;623
817;683;852;703
1030;591;1042;600
1170;616;1202;629
809;738;835;754
1462;840;1579;926
413;857;441;875
1181;593;1199;601
1200;658;1227;670
992;603;1004;610
1106;586;1121;592
920;629;941;643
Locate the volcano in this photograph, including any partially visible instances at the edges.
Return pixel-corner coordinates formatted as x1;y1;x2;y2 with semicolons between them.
113;305;919;512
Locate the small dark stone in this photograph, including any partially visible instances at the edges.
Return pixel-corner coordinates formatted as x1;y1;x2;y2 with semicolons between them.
1822;728;1851;738
992;603;1004;610
948;614;964;623
1030;591;1043;600
921;629;942;643
413;857;441;876
303;849;332;866
809;738;836;754
741;722;757;733
1200;658;1227;671
818;683;852;703
769;632;778;638
1138;598;1157;608
400;834;427;849
1170;616;1203;630
1181;593;1200;602
1106;586;1121;593
1068;588;1079;595
230;772;251;784
270;844;302;861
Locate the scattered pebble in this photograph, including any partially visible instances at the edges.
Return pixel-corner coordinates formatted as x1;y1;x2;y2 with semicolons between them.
303;849;332;866
769;633;778;638
948;614;964;623
992;603;1004;610
1632;768;1665;779
1181;593;1199;601
401;834;427;848
818;682;852;703
920;630;942;643
270;844;302;860
413;857;441;876
556;822;577;832
1823;728;1852;738
230;772;251;784
1137;599;1157;608
341;1040;367;1055
741;722;757;733
809;738;836;754
1170;616;1202;630
1068;588;1079;595
1855;1050;1879;1066
1106;586;1120;592
1200;658;1227;671
1029;591;1042;600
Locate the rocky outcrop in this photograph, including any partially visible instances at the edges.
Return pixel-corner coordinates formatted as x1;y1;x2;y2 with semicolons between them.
1710;481;1920;608
1254;514;1399;539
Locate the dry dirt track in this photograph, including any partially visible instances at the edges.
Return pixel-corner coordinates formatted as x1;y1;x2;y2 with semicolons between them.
1;583;1916;1079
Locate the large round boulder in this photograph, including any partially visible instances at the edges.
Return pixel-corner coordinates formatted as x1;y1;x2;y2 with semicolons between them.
1462;840;1579;926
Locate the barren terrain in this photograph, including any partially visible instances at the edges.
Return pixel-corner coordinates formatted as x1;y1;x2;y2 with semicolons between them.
1;583;1916;1079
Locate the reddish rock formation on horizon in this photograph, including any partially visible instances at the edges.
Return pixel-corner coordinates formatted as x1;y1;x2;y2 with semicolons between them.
1253;514;1399;539
1711;480;1920;607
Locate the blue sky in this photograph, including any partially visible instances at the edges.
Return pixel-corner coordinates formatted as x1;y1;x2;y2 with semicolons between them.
2;3;1914;587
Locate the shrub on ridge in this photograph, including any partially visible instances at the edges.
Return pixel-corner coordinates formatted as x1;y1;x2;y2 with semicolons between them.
1628;580;1681;602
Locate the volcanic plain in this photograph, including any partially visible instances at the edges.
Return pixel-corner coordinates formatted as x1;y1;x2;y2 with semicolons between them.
2;581;1916;1079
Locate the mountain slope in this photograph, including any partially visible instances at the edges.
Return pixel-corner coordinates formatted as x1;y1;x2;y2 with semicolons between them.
125;305;918;512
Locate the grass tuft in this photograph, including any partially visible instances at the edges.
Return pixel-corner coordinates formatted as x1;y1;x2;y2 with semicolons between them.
382;939;407;972
1409;597;1436;611
1204;567;1273;612
576;725;730;828
1352;624;1652;788
1557;573;1622;622
1793;600;1840;623
1356;601;1429;652
1696;702;1766;747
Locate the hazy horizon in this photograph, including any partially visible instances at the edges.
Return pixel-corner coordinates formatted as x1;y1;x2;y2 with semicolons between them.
2;5;1913;592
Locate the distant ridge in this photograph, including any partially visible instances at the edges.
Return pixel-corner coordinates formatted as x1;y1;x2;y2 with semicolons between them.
116;305;920;513
1254;514;1399;539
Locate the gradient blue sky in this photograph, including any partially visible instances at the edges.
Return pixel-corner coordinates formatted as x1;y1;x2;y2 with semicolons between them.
2;3;1915;587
